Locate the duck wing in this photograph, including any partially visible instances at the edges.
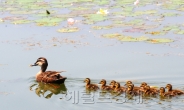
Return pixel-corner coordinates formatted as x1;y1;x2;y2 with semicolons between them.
38;71;66;83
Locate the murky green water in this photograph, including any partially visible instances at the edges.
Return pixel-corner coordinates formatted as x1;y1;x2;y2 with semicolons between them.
0;0;184;109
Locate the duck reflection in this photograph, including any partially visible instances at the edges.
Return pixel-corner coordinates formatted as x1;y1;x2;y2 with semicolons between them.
30;82;67;99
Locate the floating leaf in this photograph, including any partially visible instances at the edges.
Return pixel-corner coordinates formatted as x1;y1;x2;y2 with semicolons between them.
57;27;79;33
92;25;113;30
10;10;35;15
123;6;134;12
146;38;174;44
119;36;138;42
162;13;180;17
11;19;32;24
83;14;107;22
174;30;184;34
35;17;64;26
145;31;167;35
102;33;123;39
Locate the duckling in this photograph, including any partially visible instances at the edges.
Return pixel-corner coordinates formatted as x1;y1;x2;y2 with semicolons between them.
165;84;184;95
125;81;140;92
126;84;140;96
84;78;99;91
125;81;140;90
99;79;113;91
143;85;157;96
160;87;175;97
114;82;125;94
30;57;67;83
140;82;147;87
110;80;126;90
126;84;141;95
140;82;158;93
109;80;116;89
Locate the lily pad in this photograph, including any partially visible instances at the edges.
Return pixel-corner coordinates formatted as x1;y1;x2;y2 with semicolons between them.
35;17;64;26
10;10;35;15
162;25;180;31
83;14;107;22
146;38;174;44
92;25;113;30
162;13;180;17
102;33;123;39
58;27;79;33
145;31;167;35
119;36;149;42
174;30;184;34
11;19;32;24
118;36;138;42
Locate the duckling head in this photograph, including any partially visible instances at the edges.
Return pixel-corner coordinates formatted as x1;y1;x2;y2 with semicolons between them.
31;57;48;72
144;85;150;92
99;79;106;86
84;78;91;84
124;80;133;86
160;87;165;94
115;82;121;89
140;82;147;87
109;80;116;86
165;84;172;91
127;85;134;91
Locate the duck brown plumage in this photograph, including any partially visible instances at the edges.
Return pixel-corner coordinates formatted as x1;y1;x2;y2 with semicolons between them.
31;57;66;83
126;84;140;96
114;82;126;94
109;80;116;90
84;78;99;91
143;85;157;96
140;82;158;93
125;81;141;93
99;79;113;91
160;87;175;97
165;84;184;95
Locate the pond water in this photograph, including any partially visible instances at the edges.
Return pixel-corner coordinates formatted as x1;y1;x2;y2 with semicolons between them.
0;0;184;109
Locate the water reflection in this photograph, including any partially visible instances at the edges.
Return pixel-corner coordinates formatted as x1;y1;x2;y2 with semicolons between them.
30;82;67;99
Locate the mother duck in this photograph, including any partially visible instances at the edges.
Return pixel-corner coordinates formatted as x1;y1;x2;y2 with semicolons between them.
31;57;66;83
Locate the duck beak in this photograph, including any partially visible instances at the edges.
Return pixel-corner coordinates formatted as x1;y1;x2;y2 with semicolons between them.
30;63;38;66
124;84;127;86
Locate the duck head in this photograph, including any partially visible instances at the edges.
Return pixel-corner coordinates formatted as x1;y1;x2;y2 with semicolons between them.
140;82;147;87
84;78;92;85
115;82;121;89
165;84;172;91
31;57;48;72
124;80;133;86
109;80;116;86
99;79;106;86
159;87;166;96
127;85;134;91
